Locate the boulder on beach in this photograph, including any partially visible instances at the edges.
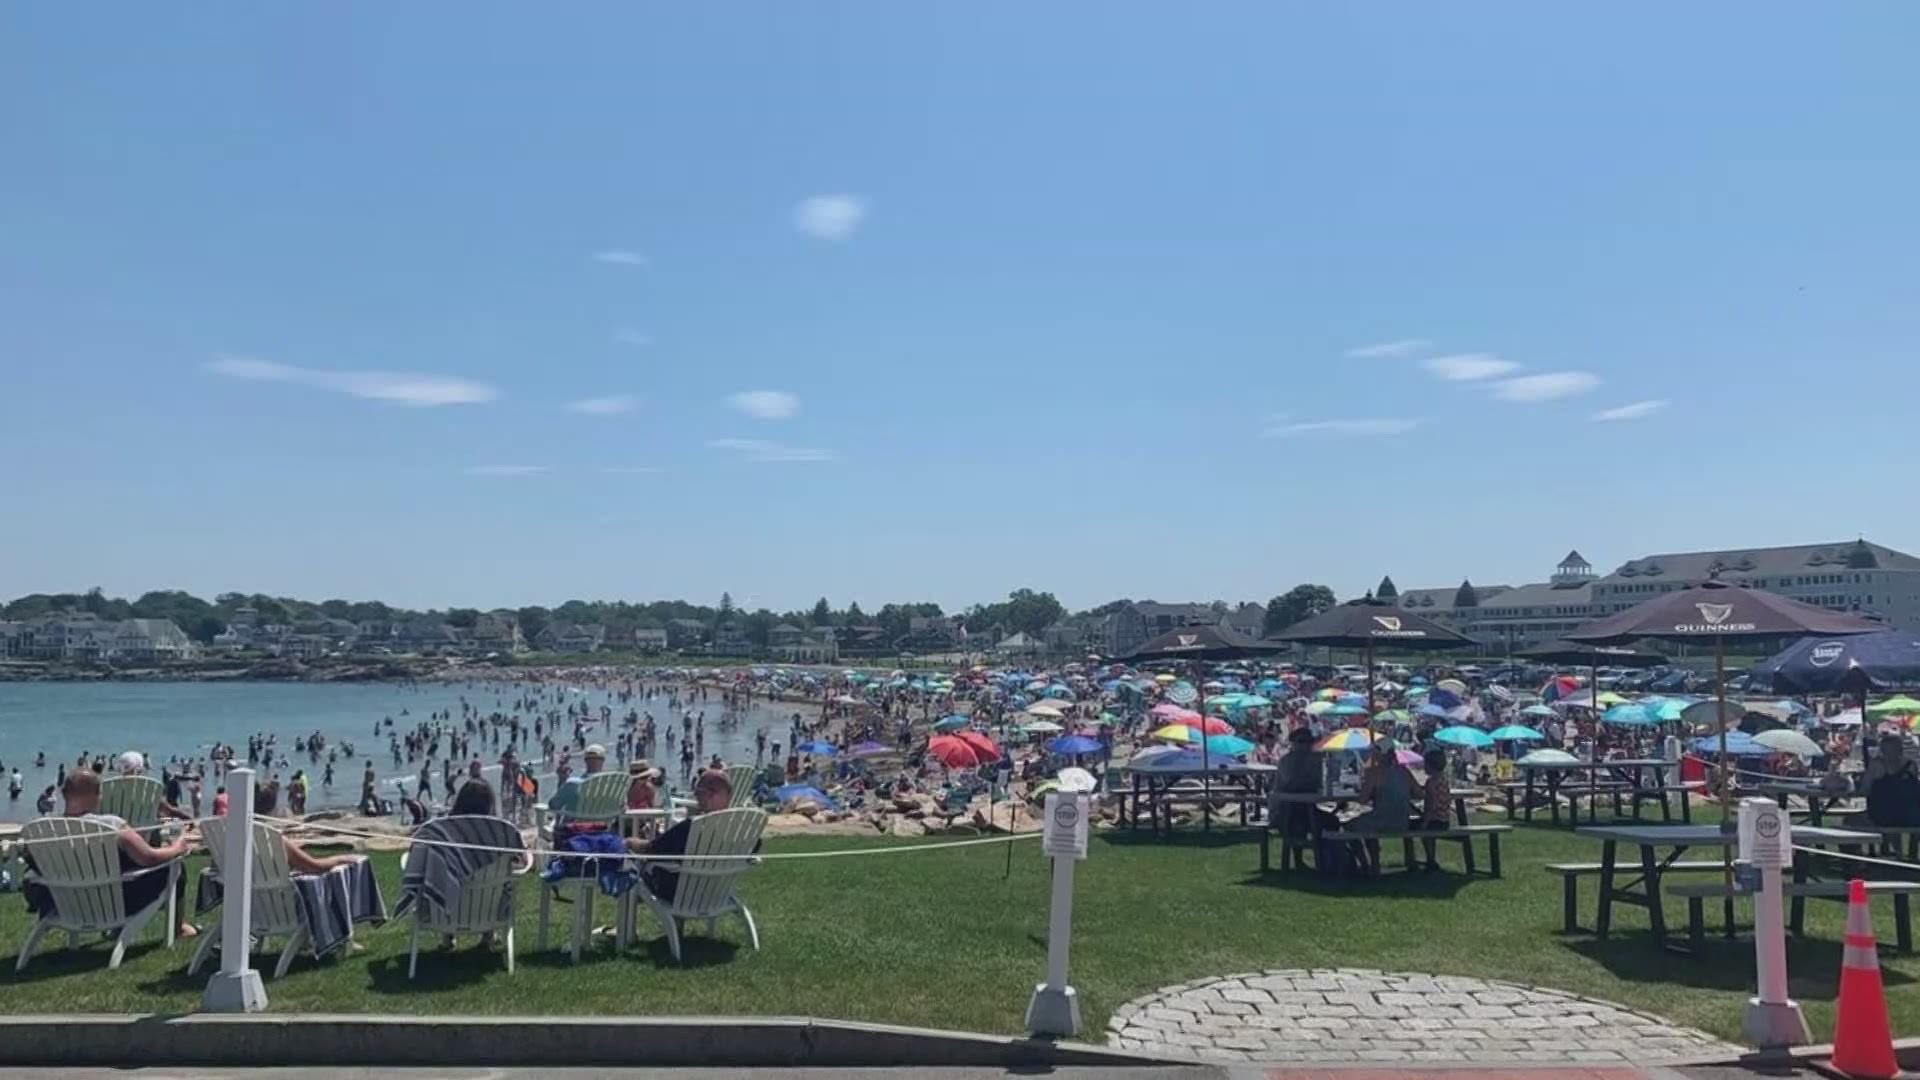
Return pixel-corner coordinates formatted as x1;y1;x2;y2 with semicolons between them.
887;815;927;839
765;813;814;830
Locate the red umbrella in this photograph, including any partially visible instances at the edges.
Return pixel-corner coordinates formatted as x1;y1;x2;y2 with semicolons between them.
927;735;981;769
955;730;1002;763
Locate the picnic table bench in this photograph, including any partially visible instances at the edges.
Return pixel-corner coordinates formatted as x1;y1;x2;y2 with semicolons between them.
1318;824;1511;877
1668;879;1920;954
1869;825;1920;861
1119;762;1273;836
1510;760;1693;827
1544;860;1725;933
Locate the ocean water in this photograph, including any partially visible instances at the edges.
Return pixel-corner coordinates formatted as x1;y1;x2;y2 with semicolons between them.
0;678;809;822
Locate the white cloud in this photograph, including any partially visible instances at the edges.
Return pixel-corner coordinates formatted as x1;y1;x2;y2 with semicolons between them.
710;438;836;463
568;394;638;416
612;328;652;347
465;465;548;477
792;194;866;241
1491;371;1601;402
726;389;800;419
591;250;649;267
206;356;497;407
1422;353;1520;381
1590;399;1670;422
1345;339;1432;359
1263;418;1422;438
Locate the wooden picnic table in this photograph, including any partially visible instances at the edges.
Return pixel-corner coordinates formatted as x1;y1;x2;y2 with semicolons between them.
1118;762;1274;835
1575;822;1880;950
1515;759;1687;827
1751;782;1852;827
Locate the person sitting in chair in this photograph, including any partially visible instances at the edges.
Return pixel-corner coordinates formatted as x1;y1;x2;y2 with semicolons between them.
25;768;198;939
630;769;757;903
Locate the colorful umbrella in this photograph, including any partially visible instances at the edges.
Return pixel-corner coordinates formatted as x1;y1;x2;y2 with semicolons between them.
1488;724;1546;742
1868;695;1920;715
1304;700;1337;716
1601;703;1658;727
955;731;1002;762
1316;729;1377;752
1049;735;1103;756
1373;708;1413;725
1520;704;1559;719
927;735;980;769
1328;703;1369;718
795;740;839;756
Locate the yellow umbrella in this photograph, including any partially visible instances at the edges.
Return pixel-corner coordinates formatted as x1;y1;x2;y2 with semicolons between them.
1596;691;1628;707
1154;673;1177;684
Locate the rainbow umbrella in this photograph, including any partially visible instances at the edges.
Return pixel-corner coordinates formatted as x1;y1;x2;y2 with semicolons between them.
1314;688;1342;702
1317;728;1378;752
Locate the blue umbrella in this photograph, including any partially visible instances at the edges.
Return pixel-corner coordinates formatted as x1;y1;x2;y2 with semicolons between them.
1416;702;1451;720
1428;688;1464;710
1049;735;1103;756
1329;704;1370;718
1692;731;1770;758
1488;724;1546;742
1432;725;1494;750
795;740;839;756
1337;692;1368;708
1204;734;1257;756
1602;703;1658;727
933;715;969;733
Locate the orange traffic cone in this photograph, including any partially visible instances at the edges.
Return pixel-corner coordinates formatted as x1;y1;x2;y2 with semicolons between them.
1832;878;1899;1079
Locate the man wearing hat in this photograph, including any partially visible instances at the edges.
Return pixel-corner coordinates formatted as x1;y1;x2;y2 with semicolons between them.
546;743;608;836
624;759;662;839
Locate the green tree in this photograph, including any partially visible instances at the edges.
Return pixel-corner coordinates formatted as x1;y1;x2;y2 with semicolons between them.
845;600;865;625
811;597;832;626
445;608;481;629
1264;584;1337;635
516;606;551;643
718;592;735;621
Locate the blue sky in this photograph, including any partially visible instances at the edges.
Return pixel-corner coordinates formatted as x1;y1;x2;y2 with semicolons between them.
4;4;1918;614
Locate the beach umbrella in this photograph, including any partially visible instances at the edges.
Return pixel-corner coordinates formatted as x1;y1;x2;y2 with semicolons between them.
1643;698;1688;722
1237;695;1274;708
1692;731;1770;758
933;715;969;733
1049;735;1103;756
1518;748;1581;767
1150;704;1203;723
1541;675;1581;702
1395;748;1425;767
1203;734;1257;757
926;735;980;769
1056;766;1098;793
1024;701;1067;717
1304;700;1336;716
1128;744;1184;766
1314;687;1342;702
1317;728;1377;753
1374;708;1413;725
1867;695;1920;716
1164;683;1199;706
1020;720;1065;735
1520;704;1559;719
1435;678;1468;697
774;784;839;809
1751;630;1920;696
1432;725;1494;750
1488;724;1546;742
1328;703;1369;718
1681;699;1745;732
1427;688;1464;710
1601;703;1658;727
955;731;1001;763
795;740;839;756
1826;709;1865;727
1595;691;1629;707
1093;712;1120;726
1154;673;1177;684
1404;684;1431;698
1272;594;1473;712
1415;702;1451;720
1752;730;1824;759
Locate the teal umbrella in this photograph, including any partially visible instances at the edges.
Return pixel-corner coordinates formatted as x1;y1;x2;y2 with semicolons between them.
1204;734;1257;756
1520;704;1558;719
933;715;969;733
1601;703;1658;727
1432;726;1494;750
1487;724;1546;742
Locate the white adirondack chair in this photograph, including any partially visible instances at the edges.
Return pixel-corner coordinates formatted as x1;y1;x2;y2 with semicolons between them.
534;771;630;962
99;775;166;830
15;816;179;972
186;816;310;980
402;816;527;978
725;764;759;808
622;807;766;963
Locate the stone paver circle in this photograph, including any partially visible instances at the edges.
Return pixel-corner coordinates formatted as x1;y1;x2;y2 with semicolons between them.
1106;967;1744;1066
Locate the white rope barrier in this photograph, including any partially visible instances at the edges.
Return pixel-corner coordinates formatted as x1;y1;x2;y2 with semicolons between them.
1790;845;1920;874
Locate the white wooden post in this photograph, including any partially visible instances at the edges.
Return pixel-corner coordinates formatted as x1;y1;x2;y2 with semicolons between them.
1739;797;1808;1051
203;767;267;1012
1026;793;1087;1037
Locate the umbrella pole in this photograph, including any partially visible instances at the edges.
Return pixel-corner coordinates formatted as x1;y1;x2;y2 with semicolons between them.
1589;660;1599;824
1366;642;1375;714
1717;635;1735;937
1198;659;1211;832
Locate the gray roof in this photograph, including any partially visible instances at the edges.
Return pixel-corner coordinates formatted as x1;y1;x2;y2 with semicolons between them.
1397;585;1512;611
1476;581;1593;610
1130;602;1218;621
1600;540;1920;583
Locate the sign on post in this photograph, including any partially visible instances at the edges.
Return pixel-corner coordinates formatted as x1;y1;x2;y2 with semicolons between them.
1027;793;1086;1037
1737;797;1809;1052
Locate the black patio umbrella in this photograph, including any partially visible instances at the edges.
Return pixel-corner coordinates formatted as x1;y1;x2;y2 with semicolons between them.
1270;594;1474;712
1564;578;1880;924
1120;624;1289;829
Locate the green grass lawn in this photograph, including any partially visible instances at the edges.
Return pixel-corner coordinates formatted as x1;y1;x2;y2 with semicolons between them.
2;819;1915;1043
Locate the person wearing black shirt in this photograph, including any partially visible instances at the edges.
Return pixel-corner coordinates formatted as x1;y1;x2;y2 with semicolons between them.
633;769;758;903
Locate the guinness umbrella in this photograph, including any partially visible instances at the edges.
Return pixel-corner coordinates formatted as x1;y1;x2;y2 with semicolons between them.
1271;594;1473;712
1117;622;1288;831
1565;577;1879;918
